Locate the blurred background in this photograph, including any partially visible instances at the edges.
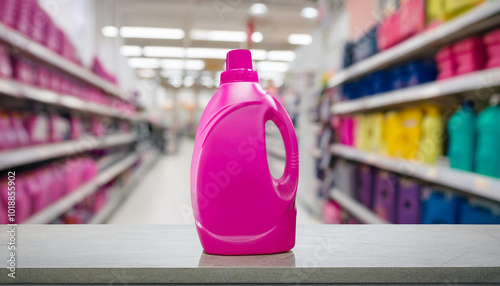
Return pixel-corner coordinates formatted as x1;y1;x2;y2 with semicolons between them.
1;0;500;225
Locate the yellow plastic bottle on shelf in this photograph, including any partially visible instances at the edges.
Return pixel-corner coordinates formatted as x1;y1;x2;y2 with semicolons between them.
418;104;443;164
383;111;403;157
400;107;423;160
444;0;484;20
427;0;446;27
369;113;384;153
355;114;367;150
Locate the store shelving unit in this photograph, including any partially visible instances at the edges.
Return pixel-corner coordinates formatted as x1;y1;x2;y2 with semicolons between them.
331;144;500;202
0;23;129;102
89;150;159;224
0;133;137;171
327;1;500;88
330;189;389;224
332;67;500;114
24;153;140;224
0;78;139;120
267;145;286;160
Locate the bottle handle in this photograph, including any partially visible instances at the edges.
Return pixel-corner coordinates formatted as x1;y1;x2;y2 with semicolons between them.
266;97;299;201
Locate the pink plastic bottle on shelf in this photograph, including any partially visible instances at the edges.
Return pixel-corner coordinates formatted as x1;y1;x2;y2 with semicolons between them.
323;200;343;224
70;114;82;140
0;0;18;28
484;28;500;69
0;44;13;78
24;111;50;145
10;111;30;147
0;175;32;223
339;116;356;146
24;171;50;213
49;113;70;142
191;50;299;255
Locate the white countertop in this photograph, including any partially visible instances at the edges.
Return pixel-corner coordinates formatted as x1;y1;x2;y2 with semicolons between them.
0;225;499;284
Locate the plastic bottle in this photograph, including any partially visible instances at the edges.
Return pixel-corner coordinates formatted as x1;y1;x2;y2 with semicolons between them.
0;175;32;223
475;95;500;178
447;101;476;171
400;107;423;159
10;111;30;147
418;104;443;164
24;111;50;145
191;50;299;255
383;111;403;157
0;110;19;150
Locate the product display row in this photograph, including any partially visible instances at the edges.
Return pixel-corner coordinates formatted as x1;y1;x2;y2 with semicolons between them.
0;108;131;152
0;43;135;113
322;160;500;225
335;96;500;178
0;156;97;223
343;0;485;68
341;27;500;101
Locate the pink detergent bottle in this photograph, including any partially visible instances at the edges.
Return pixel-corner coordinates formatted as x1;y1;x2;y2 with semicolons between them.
191;50;299;256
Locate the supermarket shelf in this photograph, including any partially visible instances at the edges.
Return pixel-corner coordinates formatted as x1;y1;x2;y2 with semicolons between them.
330;189;389;224
0;23;130;102
267;145;286;160
332;68;500;114
24;153;139;224
327;2;500;87
0;78;138;120
331;144;500;202
0;133;137;171
89;150;159;224
310;146;322;159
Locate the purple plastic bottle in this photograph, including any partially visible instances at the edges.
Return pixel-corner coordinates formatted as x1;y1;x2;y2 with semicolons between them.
191;49;299;255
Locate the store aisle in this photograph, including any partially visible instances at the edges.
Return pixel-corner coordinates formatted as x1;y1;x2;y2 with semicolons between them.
109;138;320;224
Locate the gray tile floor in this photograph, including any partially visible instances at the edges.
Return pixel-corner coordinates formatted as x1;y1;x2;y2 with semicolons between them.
109;138;320;224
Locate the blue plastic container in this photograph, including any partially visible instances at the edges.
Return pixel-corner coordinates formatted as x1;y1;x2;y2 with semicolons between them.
459;201;500;224
422;190;463;224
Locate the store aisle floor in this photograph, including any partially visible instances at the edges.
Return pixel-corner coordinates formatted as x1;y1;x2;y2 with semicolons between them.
109;138;320;224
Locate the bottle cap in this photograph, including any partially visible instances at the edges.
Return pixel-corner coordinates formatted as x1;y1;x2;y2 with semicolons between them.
220;49;258;85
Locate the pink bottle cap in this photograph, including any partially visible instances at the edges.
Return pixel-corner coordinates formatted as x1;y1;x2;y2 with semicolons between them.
220;49;258;85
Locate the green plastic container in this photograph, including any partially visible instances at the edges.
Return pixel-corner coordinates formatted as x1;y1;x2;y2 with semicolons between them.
475;95;500;178
447;101;476;171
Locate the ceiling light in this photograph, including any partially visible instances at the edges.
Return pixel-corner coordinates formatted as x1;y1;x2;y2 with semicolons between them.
127;58;160;69
259;71;284;80
120;45;142;57
250;49;267;61
144;46;185;57
256;61;289;73
184;60;205;70
251;32;263;43
120;27;185;39
160;59;184;70
267;50;296;61
301;6;318;19
250;3;267;15
161;70;183;78
183;76;195;88
160;59;206;70
200;76;214;88
169;77;183;88
102;26;118;37
136;69;156;79
190;29;246;42
186;48;229;59
288;34;313;45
